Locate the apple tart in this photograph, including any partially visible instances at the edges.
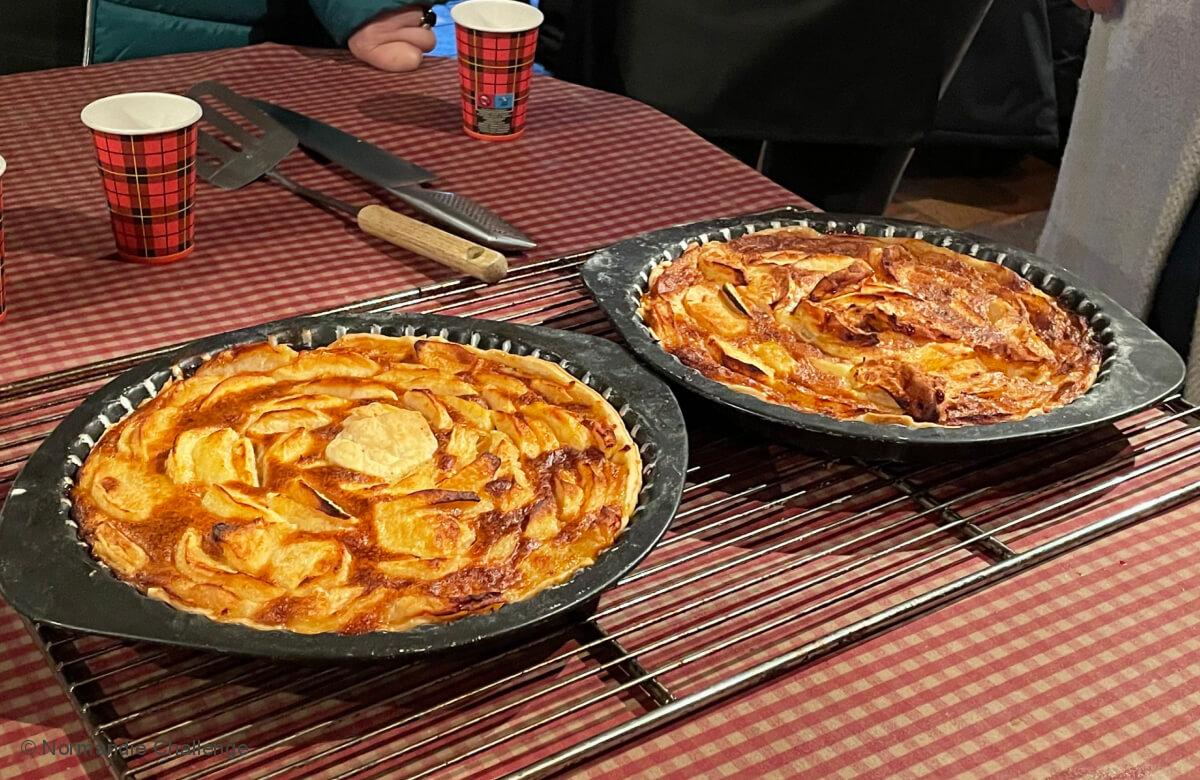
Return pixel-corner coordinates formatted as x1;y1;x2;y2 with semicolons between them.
73;334;642;634
639;227;1101;426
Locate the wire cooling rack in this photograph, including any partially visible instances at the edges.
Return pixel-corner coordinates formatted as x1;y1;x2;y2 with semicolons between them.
3;252;1199;779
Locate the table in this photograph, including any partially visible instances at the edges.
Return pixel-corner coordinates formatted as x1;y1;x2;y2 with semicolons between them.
1;44;1198;780
0;44;788;383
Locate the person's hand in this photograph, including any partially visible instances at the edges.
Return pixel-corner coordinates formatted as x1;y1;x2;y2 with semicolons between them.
1071;0;1122;15
348;7;436;72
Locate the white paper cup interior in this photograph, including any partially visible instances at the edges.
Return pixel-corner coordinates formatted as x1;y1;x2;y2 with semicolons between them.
0;155;6;179
451;0;544;33
80;93;202;135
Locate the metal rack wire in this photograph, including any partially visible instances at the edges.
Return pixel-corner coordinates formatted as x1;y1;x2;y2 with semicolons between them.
3;252;1200;780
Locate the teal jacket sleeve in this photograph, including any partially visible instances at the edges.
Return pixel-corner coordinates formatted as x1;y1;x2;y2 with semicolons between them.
308;0;423;44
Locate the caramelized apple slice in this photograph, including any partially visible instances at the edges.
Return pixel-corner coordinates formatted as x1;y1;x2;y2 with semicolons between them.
270;350;378;381
524;495;559;541
439;453;501;493
373;491;479;558
401;390;454;430
552;468;586;521
246;408;334;436
194;343;299;379
282;478;353;519
265;493;356;533
329;333;416;361
522;403;592;451
262;539;345;590
90;523;149;577
174;528;285;603
166;427;259;486
115;406;180;460
199;375;276;411
413;339;480;373
440;394;494;430
293;379;398;401
683;285;750;339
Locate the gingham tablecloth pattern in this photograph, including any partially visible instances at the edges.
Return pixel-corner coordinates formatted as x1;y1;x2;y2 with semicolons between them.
582;504;1200;779
0;44;790;383
0;44;1198;780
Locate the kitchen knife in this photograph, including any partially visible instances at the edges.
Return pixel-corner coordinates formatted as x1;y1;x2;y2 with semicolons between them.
190;80;507;283
251;98;536;251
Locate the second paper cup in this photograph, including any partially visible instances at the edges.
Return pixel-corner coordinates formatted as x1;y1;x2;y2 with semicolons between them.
81;92;202;264
452;0;544;141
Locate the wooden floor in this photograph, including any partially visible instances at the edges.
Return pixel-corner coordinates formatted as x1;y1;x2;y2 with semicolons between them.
886;155;1057;252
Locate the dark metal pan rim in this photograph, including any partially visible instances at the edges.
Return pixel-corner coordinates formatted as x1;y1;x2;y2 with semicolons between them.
581;206;1184;451
0;313;687;660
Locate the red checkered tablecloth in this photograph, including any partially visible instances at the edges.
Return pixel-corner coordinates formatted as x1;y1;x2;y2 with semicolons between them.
0;44;789;383
1;44;1199;780
583;506;1200;778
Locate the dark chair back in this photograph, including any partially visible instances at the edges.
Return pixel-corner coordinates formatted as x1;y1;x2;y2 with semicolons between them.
0;0;86;74
538;0;995;212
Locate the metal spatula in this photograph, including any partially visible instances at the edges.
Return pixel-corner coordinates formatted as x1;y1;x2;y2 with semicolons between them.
187;81;507;283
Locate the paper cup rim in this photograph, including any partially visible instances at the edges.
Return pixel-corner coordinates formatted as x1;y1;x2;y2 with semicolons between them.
451;0;544;33
0;155;6;179
80;92;203;136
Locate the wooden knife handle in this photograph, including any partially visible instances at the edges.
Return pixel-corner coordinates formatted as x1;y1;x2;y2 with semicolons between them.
356;204;508;283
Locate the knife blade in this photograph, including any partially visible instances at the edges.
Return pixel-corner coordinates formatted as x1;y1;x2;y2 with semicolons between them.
252;98;536;251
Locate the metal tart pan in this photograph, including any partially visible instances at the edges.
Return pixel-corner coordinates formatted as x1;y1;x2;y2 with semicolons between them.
0;314;686;660
581;207;1184;461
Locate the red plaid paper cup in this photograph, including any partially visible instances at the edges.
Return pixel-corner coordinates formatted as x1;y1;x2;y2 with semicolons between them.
81;93;202;265
451;0;544;142
0;155;6;323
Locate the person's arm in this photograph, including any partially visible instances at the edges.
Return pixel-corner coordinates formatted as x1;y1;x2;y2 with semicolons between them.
309;0;436;71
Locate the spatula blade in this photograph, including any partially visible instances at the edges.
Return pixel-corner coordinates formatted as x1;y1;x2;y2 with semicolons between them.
187;80;298;189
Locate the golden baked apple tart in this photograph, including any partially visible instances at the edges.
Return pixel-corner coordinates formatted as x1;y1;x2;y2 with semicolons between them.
639;226;1102;427
73;333;643;635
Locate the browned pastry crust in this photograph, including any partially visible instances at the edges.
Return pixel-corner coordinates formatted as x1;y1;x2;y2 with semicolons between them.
639;227;1101;426
73;335;641;634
